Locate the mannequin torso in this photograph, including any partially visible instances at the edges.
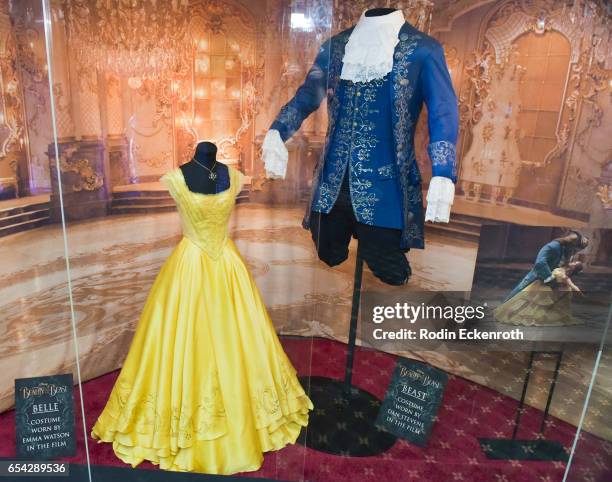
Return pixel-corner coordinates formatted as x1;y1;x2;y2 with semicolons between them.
364;7;397;17
180;141;230;194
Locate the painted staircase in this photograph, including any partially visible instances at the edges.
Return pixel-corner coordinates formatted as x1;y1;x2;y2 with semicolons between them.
0;197;50;238
425;212;483;243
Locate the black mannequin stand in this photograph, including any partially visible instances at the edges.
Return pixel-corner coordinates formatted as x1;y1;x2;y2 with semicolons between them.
295;5;401;458
298;244;397;457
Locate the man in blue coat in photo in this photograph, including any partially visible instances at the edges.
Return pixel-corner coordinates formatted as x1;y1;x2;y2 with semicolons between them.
504;230;589;302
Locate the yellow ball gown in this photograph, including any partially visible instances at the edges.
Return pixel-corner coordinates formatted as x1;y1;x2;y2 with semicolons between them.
91;166;313;474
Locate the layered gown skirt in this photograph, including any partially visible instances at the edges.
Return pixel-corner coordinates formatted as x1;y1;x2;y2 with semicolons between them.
90;234;313;474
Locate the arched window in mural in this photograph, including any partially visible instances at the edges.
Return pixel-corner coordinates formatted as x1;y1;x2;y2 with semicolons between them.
191;31;243;155
186;7;257;170
515;31;571;167
457;4;595;210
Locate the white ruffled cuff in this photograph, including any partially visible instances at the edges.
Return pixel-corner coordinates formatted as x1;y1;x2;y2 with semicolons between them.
262;129;288;179
425;176;455;223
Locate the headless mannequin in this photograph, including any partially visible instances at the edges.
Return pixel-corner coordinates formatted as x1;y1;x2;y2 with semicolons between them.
364;7;397;17
311;5;410;286
180;141;230;194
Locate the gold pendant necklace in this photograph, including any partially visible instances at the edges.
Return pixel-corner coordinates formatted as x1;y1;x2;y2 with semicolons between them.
193;158;218;180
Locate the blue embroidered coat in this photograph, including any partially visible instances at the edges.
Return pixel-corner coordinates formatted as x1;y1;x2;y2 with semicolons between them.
270;22;458;249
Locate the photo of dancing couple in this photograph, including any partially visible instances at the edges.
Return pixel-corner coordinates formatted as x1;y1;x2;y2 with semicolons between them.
472;224;610;345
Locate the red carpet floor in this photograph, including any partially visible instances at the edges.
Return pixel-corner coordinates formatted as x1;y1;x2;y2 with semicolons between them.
1;338;610;481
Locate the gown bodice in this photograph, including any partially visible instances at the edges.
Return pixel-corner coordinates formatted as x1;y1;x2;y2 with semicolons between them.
160;166;244;259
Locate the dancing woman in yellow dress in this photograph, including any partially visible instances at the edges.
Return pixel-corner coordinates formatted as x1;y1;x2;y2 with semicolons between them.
493;261;584;326
91;159;313;474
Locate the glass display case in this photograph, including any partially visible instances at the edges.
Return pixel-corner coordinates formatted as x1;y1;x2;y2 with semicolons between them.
0;1;610;481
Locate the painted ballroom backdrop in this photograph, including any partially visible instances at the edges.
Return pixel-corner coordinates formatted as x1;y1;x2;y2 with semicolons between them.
0;0;610;442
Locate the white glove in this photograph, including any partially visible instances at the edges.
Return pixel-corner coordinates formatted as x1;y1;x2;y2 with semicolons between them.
262;129;288;179
425;176;455;223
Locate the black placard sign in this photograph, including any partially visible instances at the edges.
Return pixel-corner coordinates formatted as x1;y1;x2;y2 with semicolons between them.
15;374;76;459
376;360;448;447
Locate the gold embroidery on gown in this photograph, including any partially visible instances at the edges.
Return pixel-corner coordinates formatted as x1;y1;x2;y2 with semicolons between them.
493;268;582;326
91;166;313;474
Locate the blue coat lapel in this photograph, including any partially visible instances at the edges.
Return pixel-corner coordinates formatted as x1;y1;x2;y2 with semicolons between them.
390;23;424;248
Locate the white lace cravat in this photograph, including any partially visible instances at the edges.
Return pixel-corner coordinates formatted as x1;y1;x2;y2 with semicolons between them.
340;9;405;82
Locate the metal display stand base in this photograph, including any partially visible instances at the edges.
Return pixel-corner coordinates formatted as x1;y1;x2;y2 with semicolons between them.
479;351;568;462
297;249;397;456
478;439;567;461
297;376;396;456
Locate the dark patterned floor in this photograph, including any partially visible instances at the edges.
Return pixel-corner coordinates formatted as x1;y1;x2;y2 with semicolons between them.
1;337;610;482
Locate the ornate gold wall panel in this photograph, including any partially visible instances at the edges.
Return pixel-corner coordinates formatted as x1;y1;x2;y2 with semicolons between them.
460;45;524;204
0;0;52;196
0;10;26;196
58;145;103;192
75;68;102;139
452;0;611;216
48;8;75;140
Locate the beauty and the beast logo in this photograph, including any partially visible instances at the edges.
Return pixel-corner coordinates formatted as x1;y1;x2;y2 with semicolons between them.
398;365;443;390
19;383;68;399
